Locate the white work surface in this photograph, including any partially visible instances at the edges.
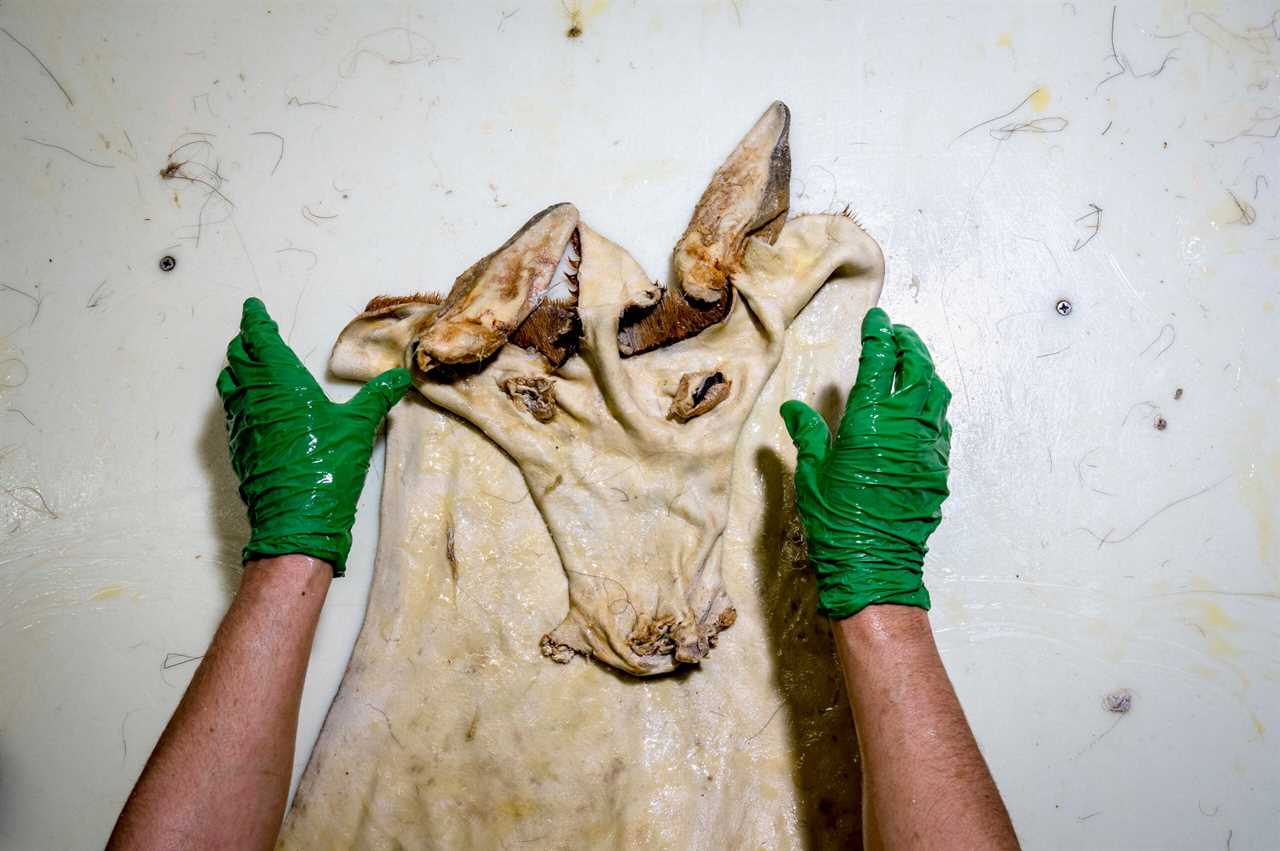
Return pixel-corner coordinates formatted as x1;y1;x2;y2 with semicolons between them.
2;1;1277;848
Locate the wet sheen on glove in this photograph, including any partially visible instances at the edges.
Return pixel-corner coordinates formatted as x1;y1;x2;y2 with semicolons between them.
780;307;952;620
216;297;412;576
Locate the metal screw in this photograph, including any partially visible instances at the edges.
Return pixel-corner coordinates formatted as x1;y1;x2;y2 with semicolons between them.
159;255;177;272
1055;299;1072;316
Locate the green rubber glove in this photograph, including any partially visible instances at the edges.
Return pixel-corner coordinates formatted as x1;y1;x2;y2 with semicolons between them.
780;307;952;620
216;297;412;576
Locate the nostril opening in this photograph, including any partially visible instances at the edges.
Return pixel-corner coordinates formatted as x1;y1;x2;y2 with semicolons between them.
667;369;732;422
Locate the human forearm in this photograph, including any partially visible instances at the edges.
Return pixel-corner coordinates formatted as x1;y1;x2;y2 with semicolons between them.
108;555;331;851
834;606;1018;851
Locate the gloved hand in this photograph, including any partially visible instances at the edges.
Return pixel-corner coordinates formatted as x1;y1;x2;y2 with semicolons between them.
780;307;952;620
216;298;412;576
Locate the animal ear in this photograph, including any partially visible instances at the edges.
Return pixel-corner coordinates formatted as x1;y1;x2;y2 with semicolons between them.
618;101;790;358
737;213;885;327
409;203;580;372
330;296;440;382
673;101;790;304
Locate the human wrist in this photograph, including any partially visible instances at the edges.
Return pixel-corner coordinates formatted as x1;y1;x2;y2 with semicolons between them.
242;554;333;585
832;603;934;656
243;529;351;578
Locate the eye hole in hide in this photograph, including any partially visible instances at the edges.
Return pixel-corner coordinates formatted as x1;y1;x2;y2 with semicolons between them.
667;370;732;422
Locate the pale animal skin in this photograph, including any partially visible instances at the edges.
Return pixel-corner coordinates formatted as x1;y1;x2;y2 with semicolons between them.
280;104;883;848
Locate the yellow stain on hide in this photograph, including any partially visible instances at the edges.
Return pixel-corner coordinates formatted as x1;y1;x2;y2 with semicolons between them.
996;32;1013;49
1029;87;1051;112
495;797;540;820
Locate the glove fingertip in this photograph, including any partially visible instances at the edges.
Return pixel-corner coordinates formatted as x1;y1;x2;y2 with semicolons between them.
780;399;818;439
240;298;284;348
780;400;831;470
241;297;268;327
851;308;897;407
892;323;931;358
861;307;893;341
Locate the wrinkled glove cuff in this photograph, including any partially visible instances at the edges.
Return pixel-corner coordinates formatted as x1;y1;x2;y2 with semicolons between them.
813;559;931;620
243;531;351;577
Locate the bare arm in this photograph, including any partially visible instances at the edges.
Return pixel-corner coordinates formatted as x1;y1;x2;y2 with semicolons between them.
108;300;408;848
780;308;1016;847
834;606;1018;851
108;555;331;851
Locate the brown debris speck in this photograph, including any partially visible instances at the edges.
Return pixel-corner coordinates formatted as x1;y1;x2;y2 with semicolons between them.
1102;688;1133;714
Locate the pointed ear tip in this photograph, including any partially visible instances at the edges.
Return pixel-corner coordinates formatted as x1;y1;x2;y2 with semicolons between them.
536;202;580;226
766;101;791;134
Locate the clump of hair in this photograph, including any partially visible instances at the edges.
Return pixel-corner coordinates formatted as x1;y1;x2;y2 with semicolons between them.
617;286;732;357
363;292;443;313
510;298;580;366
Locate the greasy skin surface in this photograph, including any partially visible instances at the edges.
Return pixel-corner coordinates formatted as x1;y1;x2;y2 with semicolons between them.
281;251;883;848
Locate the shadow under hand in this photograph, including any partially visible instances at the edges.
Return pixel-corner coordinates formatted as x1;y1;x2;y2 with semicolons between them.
197;397;249;598
754;444;863;851
815;383;845;437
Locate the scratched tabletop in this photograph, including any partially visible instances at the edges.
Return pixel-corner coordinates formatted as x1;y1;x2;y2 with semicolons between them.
1;2;1277;849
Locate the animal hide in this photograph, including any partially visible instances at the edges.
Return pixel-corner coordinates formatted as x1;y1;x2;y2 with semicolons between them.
279;104;884;849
